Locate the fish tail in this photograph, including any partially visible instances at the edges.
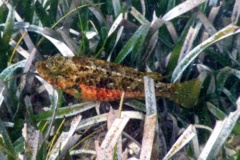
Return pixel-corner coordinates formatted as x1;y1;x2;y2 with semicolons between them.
160;79;201;108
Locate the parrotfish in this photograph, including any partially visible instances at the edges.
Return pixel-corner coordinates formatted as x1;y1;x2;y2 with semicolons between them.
35;55;200;107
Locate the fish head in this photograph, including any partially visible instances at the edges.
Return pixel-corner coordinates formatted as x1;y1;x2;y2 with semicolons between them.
35;55;78;91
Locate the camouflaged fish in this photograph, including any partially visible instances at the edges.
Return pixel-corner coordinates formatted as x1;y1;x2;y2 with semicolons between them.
35;55;200;107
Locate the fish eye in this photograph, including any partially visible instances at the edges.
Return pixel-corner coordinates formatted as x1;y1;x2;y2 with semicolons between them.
51;66;59;72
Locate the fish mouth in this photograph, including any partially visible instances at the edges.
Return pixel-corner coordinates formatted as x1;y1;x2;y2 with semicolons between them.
35;61;45;71
35;61;52;78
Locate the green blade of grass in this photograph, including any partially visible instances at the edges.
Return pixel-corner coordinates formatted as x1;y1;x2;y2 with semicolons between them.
114;23;150;64
166;15;195;75
0;118;16;159
0;5;13;71
34;102;97;121
0;86;3;107
199;105;240;159
34;1;51;27
206;102;226;120
0;59;27;81
171;25;240;82
2;5;13;48
216;66;240;95
111;0;121;16
162;0;207;21
49;0;59;22
205;49;231;67
20;0;34;22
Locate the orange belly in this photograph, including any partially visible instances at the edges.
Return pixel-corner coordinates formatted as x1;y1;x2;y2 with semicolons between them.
79;84;143;101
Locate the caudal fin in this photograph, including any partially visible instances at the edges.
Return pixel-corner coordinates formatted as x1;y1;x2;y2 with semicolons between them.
163;79;201;108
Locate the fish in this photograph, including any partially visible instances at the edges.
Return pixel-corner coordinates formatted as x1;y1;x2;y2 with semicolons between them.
35;55;201;107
